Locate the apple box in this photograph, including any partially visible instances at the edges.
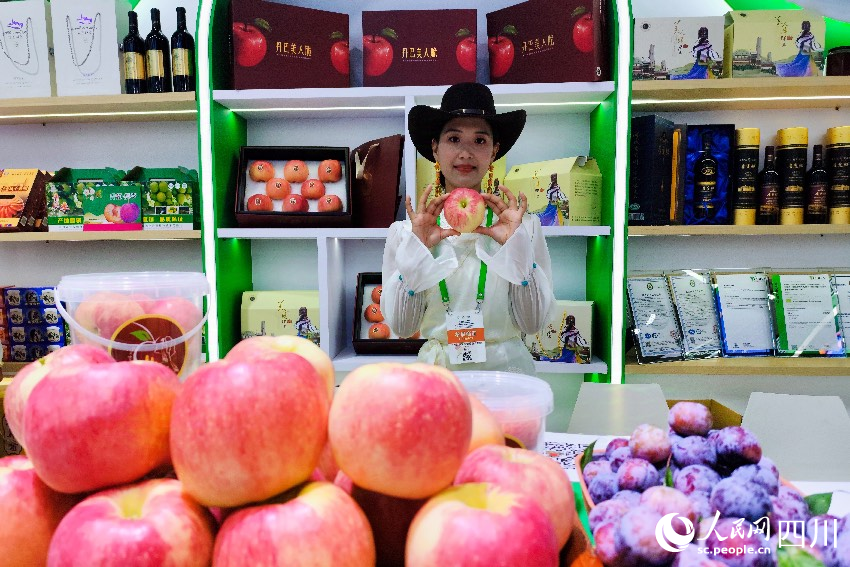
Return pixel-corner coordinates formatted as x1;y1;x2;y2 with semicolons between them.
504;157;602;226
120;167;199;231
352;272;425;355
524;300;593;364
633;17;725;80
229;0;349;89
0;0;52;98
0;169;51;233
235;146;352;228
350;134;404;228
486;0;608;84
360;9;476;87
50;0;122;96
240;290;320;346
723;10;825;78
45;168;127;232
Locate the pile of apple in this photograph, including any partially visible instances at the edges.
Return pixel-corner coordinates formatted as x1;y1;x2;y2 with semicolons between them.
246;159;344;214
2;336;577;566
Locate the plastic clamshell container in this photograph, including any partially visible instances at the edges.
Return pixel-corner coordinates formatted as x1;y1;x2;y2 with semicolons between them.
454;371;554;454
55;272;209;379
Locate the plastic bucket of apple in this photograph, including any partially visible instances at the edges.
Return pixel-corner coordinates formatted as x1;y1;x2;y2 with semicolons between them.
453;371;554;453
55;272;209;378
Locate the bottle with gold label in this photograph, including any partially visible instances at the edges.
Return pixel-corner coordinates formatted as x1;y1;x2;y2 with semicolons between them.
122;11;146;94
757;146;780;225
826;126;850;224
776;126;808;225
171;7;195;93
145;8;172;93
732;128;759;225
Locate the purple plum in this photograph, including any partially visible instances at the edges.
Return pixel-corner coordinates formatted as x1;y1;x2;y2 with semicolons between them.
822;529;850;567
731;463;779;496
704;518;773;567
618;458;661;492
672;544;726;567
712;426;762;471
669;402;714;437
673;435;718;468
609;446;632;472
612;490;643;507
589;471;619;504
770;485;811;531
589;499;631;533
675;464;722;496
641;486;697;524
614;506;674;565
605;437;630;460
710;478;771;523
583;459;613;484
630;423;673;464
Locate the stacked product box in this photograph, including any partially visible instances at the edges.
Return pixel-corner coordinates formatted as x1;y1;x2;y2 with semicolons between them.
0;286;10;361
3;287;65;362
121;167;200;230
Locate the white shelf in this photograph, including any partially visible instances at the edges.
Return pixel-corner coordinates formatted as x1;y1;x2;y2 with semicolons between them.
218;226;610;239
0;92;197;125
332;346;608;374
0;230;201;242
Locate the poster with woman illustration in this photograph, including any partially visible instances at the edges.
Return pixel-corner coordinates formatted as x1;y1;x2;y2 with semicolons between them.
524;300;593;364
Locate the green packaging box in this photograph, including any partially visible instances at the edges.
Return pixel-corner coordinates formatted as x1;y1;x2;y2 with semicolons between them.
121;167;199;231
46;168;128;232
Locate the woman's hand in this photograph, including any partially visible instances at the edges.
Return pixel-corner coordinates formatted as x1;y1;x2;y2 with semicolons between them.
476;186;527;245
405;184;459;249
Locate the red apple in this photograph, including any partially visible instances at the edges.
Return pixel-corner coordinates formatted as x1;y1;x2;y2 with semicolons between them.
368;323;391;339
363;35;393;77
246;193;273;212
318;159;342;183
371;285;382;304
248;160;274;182
232;23;267;67
317;194;342;212
0;456;78;566
330;39;350;75
24;360;180;494
170;357;328;507
317;440;340;482
488;34;515;79
454;445;575;549
572;13;594;54
265;178;291;199
301;179;326;200
350;484;428;567
282;194;309;212
48;478;215;566
214;482;375;567
284;160;309;183
406;483;559;567
456;35;477;72
444;187;487;233
328;363;471;499
4;344;113;450
364;303;383;323
334;470;354;495
226;335;335;403
467;393;505;454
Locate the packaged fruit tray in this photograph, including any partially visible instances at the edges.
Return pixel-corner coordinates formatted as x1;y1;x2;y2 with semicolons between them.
352;272;424;355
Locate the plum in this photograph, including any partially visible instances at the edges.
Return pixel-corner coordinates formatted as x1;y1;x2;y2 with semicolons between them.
669;402;714;437
675;464;721;496
770;485;811;530
589;499;631;533
822;529;850;567
711;426;762;471
641;486;697;524
630;424;673;464
593;521;628;566
672;435;717;468
689;491;715;522
731;463;779;496
612;490;643;507
120;202;140;223
583;459;612;484
604;437;630;460
672;544;726;567
609;446;632;472
617;458;661;492
588;471;619;504
704;518;773;567
757;457;779;483
710;478;770;523
614;507;674;565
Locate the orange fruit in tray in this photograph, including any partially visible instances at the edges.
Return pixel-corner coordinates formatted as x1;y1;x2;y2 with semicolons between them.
371;286;382;304
246;194;273;212
368;323;390;339
284;160;309;183
265;178;291;200
318;159;342;183
302;179;326;200
364;303;383;323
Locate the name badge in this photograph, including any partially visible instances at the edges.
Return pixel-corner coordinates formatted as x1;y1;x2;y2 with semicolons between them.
446;310;486;364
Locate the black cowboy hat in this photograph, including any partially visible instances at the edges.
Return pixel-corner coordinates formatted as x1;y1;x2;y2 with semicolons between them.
407;82;526;162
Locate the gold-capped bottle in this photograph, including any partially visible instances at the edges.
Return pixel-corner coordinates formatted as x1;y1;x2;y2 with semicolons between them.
826;126;850;224
693;132;718;221
732;128;760;225
776;126;808;225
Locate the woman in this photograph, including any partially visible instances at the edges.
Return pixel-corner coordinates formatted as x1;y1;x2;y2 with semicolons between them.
776;20;822;77
380;82;555;375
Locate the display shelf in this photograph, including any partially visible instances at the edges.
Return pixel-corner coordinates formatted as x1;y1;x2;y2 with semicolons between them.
0;92;197;125
0;230;202;243
332;346;608;375
218;226;611;239
631;76;850;112
626;357;850;377
1;364;25;378
628;224;850;237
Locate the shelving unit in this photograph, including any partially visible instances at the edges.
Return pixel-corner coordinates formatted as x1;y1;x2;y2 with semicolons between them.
0;230;201;243
0;92;197;124
629;225;850;237
627;357;850;377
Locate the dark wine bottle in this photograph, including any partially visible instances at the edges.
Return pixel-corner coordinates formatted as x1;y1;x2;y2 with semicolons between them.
693;133;717;221
171;7;195;92
145;8;172;93
757;146;780;225
805;144;828;224
122;11;147;94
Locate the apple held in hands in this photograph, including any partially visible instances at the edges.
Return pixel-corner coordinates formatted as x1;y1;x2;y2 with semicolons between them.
233;22;268;67
283;194;309;212
443;188;487;233
249;160;274;182
48;478;215;567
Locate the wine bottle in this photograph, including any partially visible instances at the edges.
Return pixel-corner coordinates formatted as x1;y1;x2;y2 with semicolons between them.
757;146;780;225
805;144;828;224
776;126;807;225
122;11;147;94
171;7;195;92
732;128;760;225
145;8;172;93
693;133;717;221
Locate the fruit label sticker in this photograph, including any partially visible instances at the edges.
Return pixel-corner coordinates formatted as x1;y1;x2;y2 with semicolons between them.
109;315;187;376
446;310;485;364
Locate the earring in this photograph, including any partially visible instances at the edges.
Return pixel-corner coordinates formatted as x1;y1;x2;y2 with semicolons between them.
434;161;443;196
486;164;494;194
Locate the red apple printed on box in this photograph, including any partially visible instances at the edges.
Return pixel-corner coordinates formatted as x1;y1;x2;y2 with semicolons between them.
455;28;476;72
489;25;517;78
364;27;397;77
330;31;349;75
571;6;594;53
233;18;270;67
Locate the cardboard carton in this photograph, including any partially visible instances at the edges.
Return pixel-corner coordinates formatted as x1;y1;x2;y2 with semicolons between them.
633;17;724;80
525;300;593;363
724;10;825;78
121;167;199;231
240;290;320;346
0;0;52;98
504;157;602;226
45;168;128;231
349;134;404;228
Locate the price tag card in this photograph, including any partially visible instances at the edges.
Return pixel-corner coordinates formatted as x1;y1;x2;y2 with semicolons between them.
772;273;843;356
626;276;683;362
834;274;850;355
669;272;722;359
446;310;486;365
713;273;774;356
